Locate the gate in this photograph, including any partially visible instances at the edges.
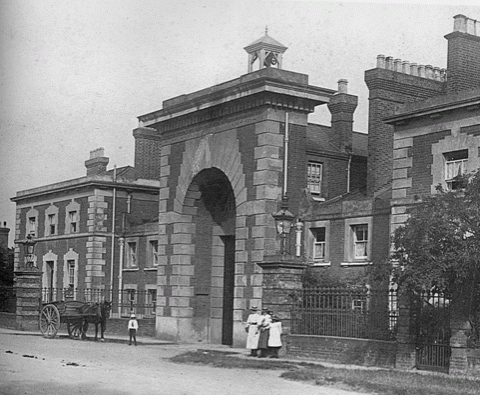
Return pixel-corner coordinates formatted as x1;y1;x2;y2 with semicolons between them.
414;290;451;373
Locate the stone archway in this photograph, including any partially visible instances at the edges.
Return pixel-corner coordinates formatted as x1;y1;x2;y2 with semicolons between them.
186;168;236;344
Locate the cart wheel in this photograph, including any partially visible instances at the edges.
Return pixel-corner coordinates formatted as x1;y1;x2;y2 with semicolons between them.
39;304;60;338
67;320;83;339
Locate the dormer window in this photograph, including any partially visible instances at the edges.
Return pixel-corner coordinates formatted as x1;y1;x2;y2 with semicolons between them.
444;149;468;190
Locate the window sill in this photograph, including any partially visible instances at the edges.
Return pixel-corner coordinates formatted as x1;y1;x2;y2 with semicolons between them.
123;268;139;272
341;261;371;267
311;195;325;202
144;267;158;272
312;261;331;267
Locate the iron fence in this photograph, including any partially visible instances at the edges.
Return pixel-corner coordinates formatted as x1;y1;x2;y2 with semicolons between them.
413;289;451;372
290;287;398;341
40;288;157;318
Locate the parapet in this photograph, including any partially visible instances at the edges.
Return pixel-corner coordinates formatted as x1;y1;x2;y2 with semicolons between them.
375;55;446;82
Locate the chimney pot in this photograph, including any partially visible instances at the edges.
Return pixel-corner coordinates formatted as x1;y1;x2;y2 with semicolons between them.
418;65;426;78
466;18;477;36
337;79;348;94
410;63;418;76
376;55;385;68
440;68;447;82
425;65;434;79
394;58;402;72
402;61;410;74
453;14;468;33
385;56;394;70
90;147;105;159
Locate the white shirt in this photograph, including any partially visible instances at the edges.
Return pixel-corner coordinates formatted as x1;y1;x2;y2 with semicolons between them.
128;319;138;330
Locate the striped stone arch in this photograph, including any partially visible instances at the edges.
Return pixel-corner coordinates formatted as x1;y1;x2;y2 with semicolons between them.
175;131;246;212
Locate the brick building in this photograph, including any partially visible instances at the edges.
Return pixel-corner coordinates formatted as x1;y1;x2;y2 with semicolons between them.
385;15;480;233
12;148;160;315
12;15;480;348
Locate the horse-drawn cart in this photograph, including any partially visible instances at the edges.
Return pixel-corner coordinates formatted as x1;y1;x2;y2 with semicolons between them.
39;300;111;340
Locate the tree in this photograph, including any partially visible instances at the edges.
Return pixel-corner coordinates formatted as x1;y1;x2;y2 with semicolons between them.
390;170;480;341
391;171;480;294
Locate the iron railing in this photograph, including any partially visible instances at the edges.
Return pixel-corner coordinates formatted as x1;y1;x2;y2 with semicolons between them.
414;290;451;372
290;287;398;341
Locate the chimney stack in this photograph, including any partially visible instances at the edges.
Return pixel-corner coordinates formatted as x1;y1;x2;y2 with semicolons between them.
445;14;480;93
327;79;358;153
85;148;109;176
0;221;10;248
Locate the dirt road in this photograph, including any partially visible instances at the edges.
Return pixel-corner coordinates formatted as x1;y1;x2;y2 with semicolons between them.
0;329;368;395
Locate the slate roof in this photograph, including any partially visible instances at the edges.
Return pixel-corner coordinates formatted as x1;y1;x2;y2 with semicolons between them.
306;123;368;157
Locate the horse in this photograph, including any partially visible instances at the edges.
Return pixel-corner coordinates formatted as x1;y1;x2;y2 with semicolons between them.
80;301;112;341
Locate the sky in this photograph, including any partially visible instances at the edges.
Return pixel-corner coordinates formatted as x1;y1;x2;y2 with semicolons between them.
1;0;479;246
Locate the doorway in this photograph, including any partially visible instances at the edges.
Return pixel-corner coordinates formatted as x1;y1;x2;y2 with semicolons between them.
221;235;235;345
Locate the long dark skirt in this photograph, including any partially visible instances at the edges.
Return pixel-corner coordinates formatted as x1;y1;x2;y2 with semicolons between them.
258;328;270;349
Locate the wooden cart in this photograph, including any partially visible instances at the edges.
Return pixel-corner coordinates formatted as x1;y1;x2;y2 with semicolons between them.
39;300;101;339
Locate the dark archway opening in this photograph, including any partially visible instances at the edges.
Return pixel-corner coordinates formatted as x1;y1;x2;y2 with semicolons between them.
191;168;236;345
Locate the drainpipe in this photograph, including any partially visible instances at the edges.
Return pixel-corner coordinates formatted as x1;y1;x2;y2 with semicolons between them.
283;112;289;197
118;236;124;318
110;165;117;302
346;155;352;193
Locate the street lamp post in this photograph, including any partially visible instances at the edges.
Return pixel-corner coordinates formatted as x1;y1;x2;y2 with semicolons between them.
272;195;295;257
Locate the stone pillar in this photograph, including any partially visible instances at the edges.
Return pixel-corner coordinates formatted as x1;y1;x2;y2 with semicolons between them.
449;290;470;375
15;268;43;331
449;322;469;375
395;291;417;370
257;257;306;334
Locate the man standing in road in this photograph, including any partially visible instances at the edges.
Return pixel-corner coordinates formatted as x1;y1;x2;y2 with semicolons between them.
128;314;138;346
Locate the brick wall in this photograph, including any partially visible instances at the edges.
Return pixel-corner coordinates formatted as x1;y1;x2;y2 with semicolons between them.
287;334;397;368
410;130;451;197
445;32;480;94
365;68;444;196
102;317;156;338
133;127;162;180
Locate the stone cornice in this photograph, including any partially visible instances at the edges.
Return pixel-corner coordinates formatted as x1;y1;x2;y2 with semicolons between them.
257;256;307;270
147;92;321;135
11;176;160;202
138;68;334;129
133;127;161;141
384;89;480;124
445;31;480;43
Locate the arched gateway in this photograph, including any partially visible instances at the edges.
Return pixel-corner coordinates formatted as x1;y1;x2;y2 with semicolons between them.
132;33;333;346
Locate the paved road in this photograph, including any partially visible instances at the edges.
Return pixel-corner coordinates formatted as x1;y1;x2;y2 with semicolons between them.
0;328;368;395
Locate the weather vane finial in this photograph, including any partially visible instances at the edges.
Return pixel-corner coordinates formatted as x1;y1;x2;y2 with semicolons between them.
265;26;268;35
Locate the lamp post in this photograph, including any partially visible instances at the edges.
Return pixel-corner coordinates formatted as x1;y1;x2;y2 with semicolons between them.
272;195;295;257
20;234;37;268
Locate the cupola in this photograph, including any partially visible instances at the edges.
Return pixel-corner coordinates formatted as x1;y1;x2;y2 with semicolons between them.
244;28;287;73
